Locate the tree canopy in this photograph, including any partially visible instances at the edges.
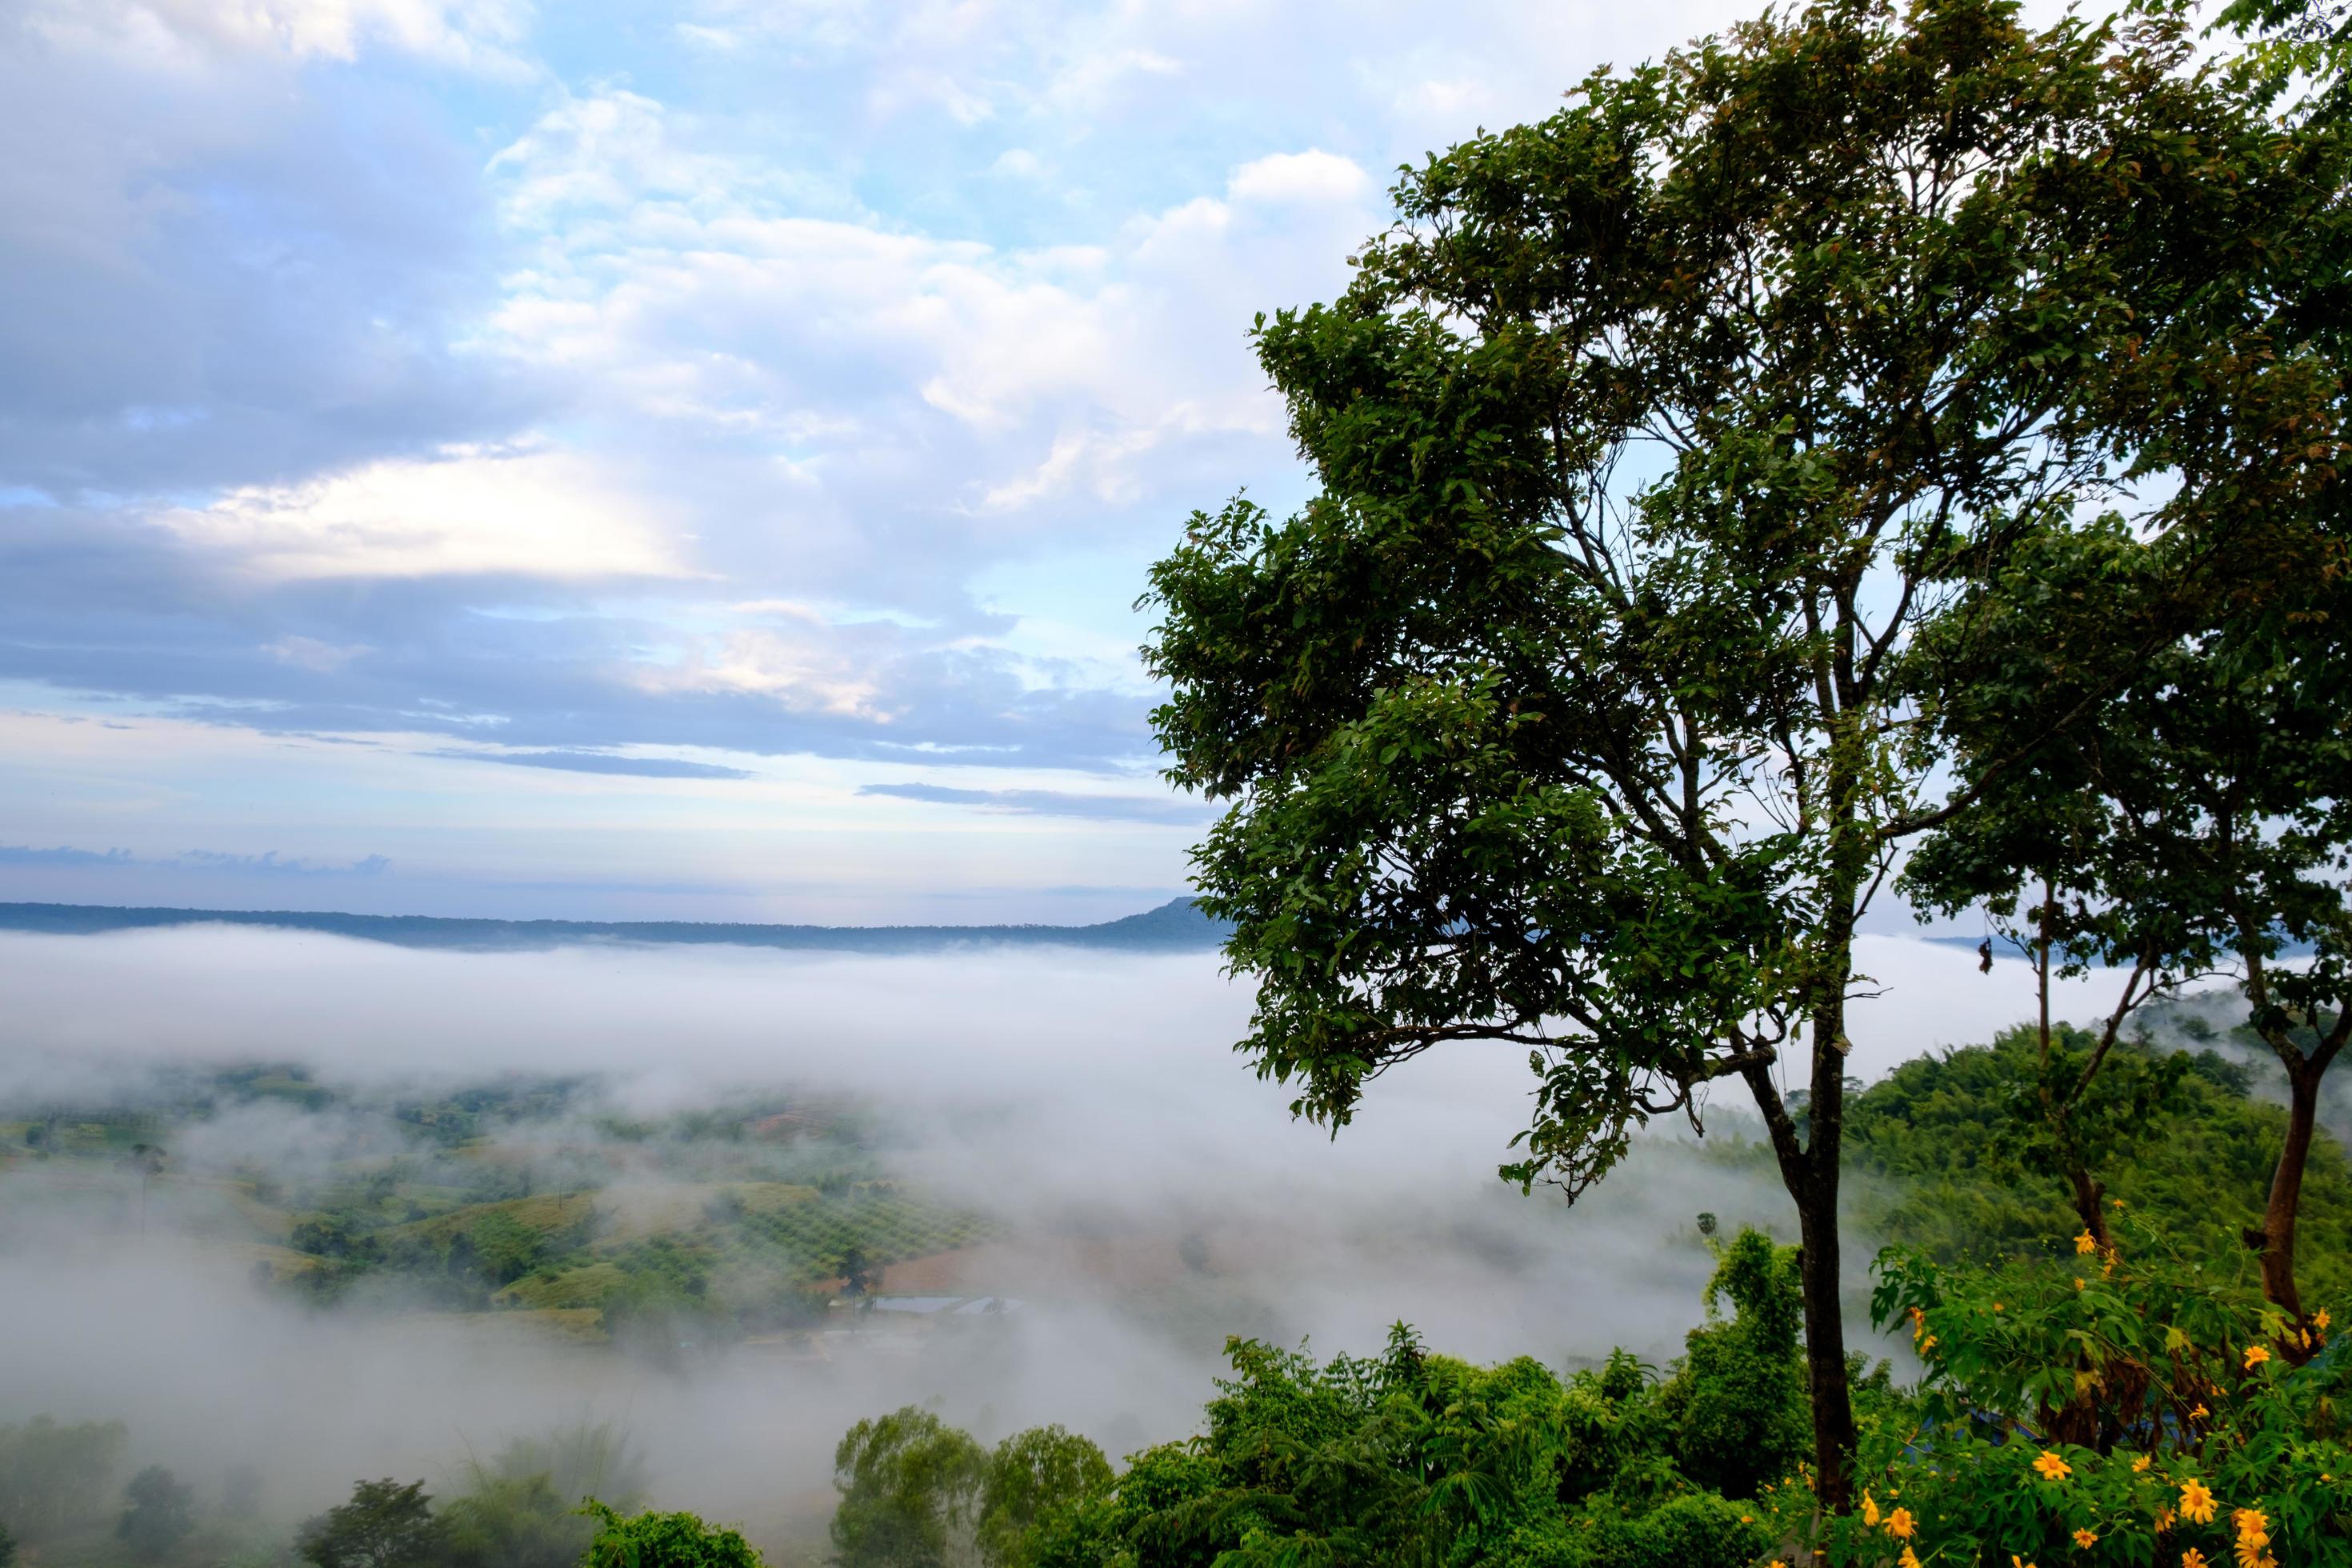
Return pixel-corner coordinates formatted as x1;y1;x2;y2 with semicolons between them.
296;1478;445;1568
830;1406;986;1568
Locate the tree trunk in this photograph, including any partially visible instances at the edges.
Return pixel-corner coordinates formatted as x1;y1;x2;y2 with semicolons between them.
1795;1151;1858;1513
2064;1152;2110;1252
2034;885;2115;1250
1786;698;1867;1521
2261;1063;2318;1349
1797;979;1859;1514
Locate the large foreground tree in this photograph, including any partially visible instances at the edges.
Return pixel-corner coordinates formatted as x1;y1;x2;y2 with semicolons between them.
1143;0;2338;1510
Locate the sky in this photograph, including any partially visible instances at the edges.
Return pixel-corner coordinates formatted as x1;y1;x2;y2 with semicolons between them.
0;0;1850;923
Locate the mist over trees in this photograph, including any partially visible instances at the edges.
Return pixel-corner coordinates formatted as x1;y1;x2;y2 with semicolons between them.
6;986;2339;1566
0;1415;127;1545
117;1466;194;1560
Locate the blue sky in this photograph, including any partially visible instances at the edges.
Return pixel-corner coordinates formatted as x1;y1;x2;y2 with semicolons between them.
0;0;1771;923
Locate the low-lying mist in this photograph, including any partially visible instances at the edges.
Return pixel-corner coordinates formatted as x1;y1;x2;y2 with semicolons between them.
0;924;2144;1558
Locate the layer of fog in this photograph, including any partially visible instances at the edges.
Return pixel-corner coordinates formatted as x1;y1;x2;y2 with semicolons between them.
0;926;2185;1555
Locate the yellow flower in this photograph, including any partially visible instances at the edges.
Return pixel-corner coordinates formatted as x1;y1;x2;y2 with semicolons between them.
2233;1506;2269;1546
2180;1477;2217;1524
1862;1490;1880;1526
1993;1301;2004;1312
2243;1344;2271;1370
1886;1506;1915;1539
1898;1548;1922;1568
2076;1229;2099;1254
2191;1402;2210;1419
1918;1334;1938;1352
2134;1453;2154;1473
2317;1308;2332;1330
2113;1197;2126;1210
2156;1505;2177;1531
2013;1558;2037;1568
2033;1450;2072;1482
2183;1551;2210;1568
2075;1277;2088;1290
2075;1528;2100;1547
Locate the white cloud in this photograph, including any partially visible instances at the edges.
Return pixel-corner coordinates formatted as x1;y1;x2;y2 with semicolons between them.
973;398;1279;514
477;86;1298;485
154;446;690;582
870;63;996;125
22;0;534;70
1227;149;1372;206
488;88;750;230
631;624;893;720
1042;44;1180;110
1393;75;1492;122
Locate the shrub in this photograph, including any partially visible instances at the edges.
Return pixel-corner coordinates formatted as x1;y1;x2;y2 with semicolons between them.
1780;1230;2352;1566
579;1500;762;1567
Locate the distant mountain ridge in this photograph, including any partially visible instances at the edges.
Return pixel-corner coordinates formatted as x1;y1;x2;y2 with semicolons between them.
0;898;1234;954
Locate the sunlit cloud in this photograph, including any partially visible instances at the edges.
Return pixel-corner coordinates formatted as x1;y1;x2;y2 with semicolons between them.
150;447;690;582
1227;149;1371;206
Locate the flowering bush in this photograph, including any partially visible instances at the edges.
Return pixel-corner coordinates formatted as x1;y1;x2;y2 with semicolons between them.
1775;1226;2350;1566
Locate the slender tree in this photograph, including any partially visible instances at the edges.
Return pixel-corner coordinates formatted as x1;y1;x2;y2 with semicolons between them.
1905;518;2352;1340
1143;0;2336;1507
1900;523;2229;1252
